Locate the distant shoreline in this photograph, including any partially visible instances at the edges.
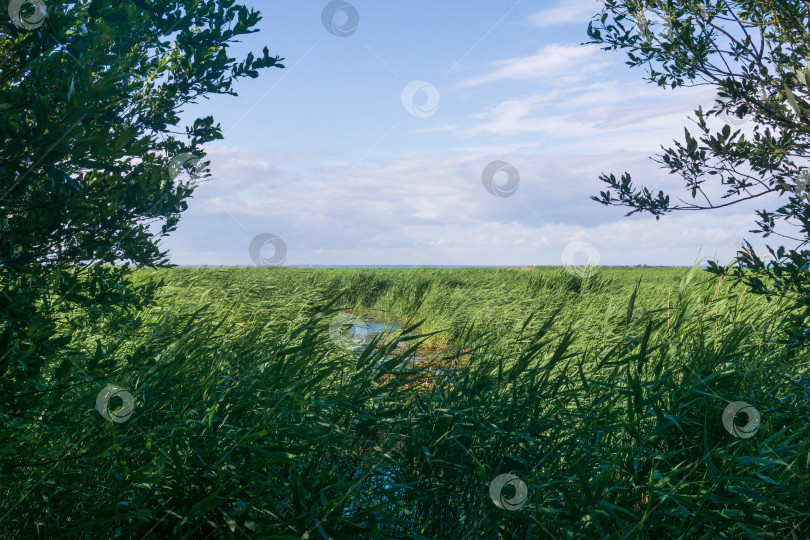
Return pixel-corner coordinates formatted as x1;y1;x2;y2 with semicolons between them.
171;264;704;269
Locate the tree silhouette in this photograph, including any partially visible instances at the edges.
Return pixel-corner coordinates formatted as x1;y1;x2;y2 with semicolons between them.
0;0;283;446
588;0;810;345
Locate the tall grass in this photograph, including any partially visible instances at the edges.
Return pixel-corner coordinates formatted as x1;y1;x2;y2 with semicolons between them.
1;265;808;538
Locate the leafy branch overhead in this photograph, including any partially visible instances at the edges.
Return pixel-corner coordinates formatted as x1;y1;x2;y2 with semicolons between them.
0;0;283;407
2;0;284;270
587;0;810;340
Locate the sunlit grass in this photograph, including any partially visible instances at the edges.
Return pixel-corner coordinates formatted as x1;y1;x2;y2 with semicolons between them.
1;264;808;538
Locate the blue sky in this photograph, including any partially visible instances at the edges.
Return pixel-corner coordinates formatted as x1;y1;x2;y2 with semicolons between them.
162;0;776;267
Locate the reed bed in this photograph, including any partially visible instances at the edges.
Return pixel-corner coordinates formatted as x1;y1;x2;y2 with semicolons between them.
1;265;808;538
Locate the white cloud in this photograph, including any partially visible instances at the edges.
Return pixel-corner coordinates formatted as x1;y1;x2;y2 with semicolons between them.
458;43;605;87
527;0;602;28
161;147;774;267
450;80;716;153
